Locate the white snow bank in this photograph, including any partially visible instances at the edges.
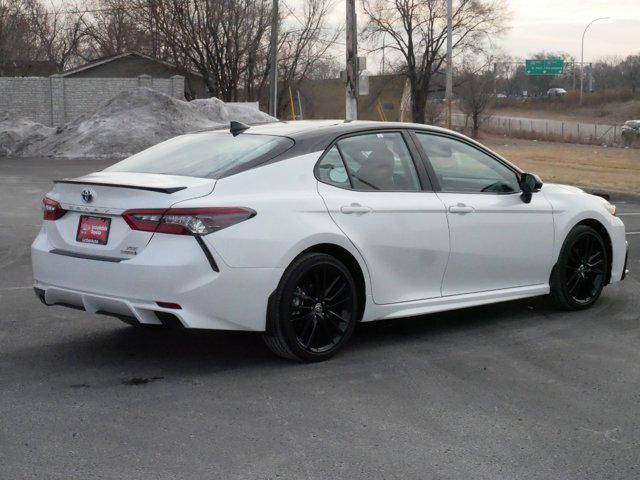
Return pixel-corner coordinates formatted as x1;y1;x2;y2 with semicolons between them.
3;88;276;158
0;115;55;156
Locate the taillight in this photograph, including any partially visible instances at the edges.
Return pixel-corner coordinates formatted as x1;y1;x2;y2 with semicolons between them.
42;197;66;220
122;207;256;235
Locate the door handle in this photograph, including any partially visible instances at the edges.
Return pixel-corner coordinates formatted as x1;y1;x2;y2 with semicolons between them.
340;203;372;214
448;204;475;214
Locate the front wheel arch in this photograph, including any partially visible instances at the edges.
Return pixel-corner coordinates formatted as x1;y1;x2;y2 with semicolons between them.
572;219;613;285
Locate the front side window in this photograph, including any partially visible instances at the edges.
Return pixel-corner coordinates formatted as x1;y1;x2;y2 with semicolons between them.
416;133;520;193
105;132;293;179
336;132;421;191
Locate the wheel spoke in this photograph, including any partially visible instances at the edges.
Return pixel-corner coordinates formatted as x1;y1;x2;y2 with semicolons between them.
291;312;314;322
327;297;350;309
324;311;342;330
326;282;347;302
327;309;348;324
304;321;318;348
323;275;340;299
567;271;581;293
318;318;335;345
568;248;581;267
294;291;315;303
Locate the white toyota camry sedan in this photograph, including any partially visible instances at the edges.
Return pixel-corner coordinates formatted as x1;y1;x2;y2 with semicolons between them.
32;120;629;362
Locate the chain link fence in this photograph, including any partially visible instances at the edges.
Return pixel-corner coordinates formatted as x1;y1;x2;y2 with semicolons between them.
451;113;625;146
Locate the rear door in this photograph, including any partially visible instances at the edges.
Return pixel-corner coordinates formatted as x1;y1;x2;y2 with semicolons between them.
316;131;450;305
45;171;215;260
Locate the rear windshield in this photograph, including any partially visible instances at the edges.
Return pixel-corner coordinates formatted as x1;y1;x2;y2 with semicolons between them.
104;132;294;179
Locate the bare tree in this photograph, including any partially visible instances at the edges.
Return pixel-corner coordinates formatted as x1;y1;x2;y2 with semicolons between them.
361;0;508;124
621;54;640;98
132;0;272;101
424;99;444;125
79;0;153;59
23;0;86;71
0;0;41;64
457;59;495;137
276;0;342;116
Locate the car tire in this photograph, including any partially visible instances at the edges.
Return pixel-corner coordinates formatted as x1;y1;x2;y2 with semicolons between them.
550;225;608;310
263;252;359;362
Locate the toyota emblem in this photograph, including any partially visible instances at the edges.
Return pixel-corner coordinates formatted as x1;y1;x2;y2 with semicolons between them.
81;188;95;204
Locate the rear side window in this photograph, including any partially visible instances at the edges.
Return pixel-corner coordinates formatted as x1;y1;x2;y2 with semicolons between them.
316;146;351;188
105;132;294;179
316;132;421;192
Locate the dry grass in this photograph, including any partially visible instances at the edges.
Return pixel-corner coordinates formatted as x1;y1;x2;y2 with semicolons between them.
491;94;640;125
481;133;640;194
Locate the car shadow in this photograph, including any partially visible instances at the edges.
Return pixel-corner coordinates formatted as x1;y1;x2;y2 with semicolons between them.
5;295;558;383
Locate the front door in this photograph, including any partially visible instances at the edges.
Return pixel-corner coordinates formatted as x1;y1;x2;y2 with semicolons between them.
316;131;450;304
414;132;555;296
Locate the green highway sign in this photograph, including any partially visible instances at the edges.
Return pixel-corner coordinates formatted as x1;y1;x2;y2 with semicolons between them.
525;59;564;75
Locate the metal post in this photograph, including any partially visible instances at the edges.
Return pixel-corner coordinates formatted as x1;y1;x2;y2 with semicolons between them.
445;0;453;129
268;0;279;117
345;0;358;120
297;90;303;120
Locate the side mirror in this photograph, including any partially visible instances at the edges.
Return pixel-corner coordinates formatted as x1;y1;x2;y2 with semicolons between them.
520;173;543;204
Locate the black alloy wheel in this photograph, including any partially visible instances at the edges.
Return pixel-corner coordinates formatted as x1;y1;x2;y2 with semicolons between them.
551;225;608;310
263;253;359;361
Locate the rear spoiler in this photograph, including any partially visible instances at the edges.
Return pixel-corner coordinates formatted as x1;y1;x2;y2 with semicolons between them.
54;179;186;194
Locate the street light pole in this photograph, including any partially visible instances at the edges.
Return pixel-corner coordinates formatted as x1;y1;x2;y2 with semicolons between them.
445;0;452;129
580;17;608;105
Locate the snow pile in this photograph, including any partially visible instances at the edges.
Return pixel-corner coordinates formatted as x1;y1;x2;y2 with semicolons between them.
191;97;275;125
0;115;55;156
3;88;276;158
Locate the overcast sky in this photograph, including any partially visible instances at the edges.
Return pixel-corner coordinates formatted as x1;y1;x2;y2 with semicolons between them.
312;0;639;73
497;0;639;61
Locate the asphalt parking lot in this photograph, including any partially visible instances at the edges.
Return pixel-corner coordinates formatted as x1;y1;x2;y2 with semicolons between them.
1;157;639;480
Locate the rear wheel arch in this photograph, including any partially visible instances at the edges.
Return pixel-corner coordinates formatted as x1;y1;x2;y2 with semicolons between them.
267;243;367;335
295;244;367;322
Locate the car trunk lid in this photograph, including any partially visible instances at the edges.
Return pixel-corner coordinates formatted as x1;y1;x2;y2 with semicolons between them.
44;172;215;260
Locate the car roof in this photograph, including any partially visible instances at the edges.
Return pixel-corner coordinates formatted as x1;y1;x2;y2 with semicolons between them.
243;119;452;138
198;119;522;177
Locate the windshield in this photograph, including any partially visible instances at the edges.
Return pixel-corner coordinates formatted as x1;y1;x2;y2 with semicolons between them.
105;132;294;179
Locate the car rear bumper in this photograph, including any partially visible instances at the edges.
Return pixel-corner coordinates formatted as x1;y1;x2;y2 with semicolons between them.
31;230;283;331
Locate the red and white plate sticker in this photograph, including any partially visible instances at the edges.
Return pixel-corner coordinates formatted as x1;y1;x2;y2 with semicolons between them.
76;216;111;245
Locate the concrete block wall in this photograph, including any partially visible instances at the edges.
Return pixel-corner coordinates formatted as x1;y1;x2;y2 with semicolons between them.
0;77;52;124
0;75;184;126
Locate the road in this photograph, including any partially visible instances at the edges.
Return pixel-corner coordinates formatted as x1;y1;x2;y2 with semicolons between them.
1;157;639;480
452;113;620;144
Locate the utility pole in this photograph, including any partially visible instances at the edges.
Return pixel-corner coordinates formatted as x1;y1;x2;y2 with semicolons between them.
345;0;358;120
381;34;386;75
268;0;279;117
445;0;453;129
580;17;608;105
